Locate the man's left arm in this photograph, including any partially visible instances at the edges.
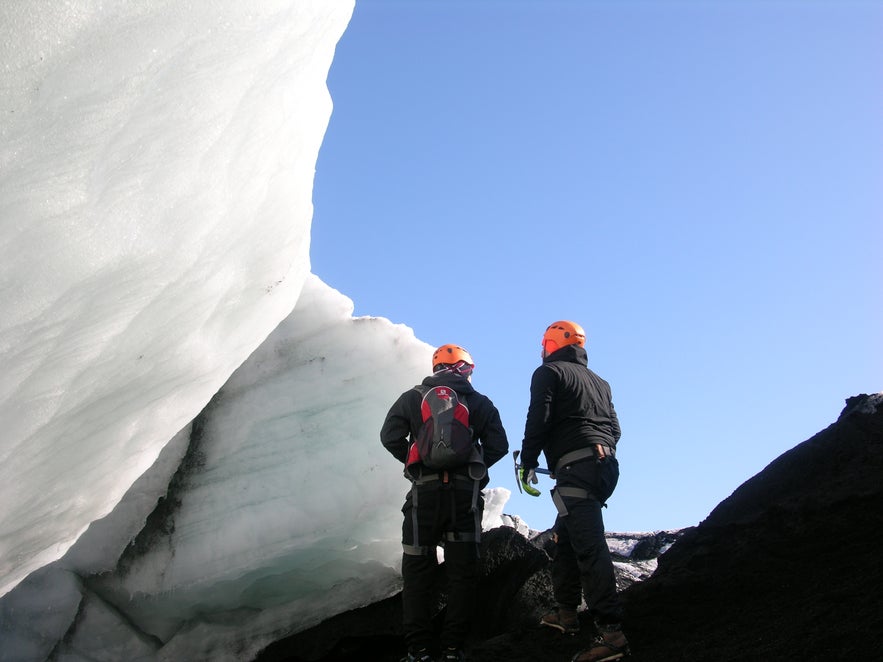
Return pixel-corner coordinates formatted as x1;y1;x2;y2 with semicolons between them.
476;400;509;468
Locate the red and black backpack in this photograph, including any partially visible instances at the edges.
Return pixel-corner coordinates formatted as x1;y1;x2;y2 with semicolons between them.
405;385;485;479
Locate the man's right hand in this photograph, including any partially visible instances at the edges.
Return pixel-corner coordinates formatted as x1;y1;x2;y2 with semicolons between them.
519;467;540;496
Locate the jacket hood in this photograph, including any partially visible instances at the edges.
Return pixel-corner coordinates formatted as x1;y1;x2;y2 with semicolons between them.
422;370;476;394
543;343;588;366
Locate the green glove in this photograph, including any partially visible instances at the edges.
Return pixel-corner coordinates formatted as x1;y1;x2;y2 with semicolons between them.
519;467;540;497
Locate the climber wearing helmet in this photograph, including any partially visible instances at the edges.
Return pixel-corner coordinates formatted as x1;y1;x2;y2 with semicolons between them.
381;344;509;662
519;321;629;661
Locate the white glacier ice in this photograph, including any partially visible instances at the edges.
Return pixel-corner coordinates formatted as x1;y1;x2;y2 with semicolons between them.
0;0;353;598
0;277;437;660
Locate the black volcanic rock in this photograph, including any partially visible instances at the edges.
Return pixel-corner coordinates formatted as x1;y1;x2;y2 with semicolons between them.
621;393;883;661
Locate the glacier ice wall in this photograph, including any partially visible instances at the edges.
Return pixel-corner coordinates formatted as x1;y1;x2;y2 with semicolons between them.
0;0;354;597
93;277;433;644
0;277;435;660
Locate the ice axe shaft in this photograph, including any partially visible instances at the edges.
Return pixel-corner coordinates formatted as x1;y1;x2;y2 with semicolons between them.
512;450;551;474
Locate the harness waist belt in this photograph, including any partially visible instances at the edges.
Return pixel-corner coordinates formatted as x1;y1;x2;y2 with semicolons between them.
555;447;594;473
412;472;475;486
554;445;615;474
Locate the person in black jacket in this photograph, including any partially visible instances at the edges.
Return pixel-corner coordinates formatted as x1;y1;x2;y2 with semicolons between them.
518;321;630;662
381;344;509;662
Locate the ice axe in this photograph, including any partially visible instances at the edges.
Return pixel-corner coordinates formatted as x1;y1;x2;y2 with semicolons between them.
512;450;552;497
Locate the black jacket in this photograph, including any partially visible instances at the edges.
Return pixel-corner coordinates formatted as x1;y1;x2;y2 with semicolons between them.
520;344;620;473
380;371;509;481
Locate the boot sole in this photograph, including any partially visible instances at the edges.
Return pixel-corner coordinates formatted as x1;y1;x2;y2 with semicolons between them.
539;619;579;635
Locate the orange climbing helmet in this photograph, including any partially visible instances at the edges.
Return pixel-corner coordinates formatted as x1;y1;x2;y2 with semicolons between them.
542;321;586;356
432;344;475;376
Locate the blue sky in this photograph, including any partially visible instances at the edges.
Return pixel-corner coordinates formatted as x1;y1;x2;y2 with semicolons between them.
311;0;882;532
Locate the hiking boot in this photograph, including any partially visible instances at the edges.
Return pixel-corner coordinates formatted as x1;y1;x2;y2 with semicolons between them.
570;627;630;661
440;647;466;661
400;648;433;662
540;606;580;634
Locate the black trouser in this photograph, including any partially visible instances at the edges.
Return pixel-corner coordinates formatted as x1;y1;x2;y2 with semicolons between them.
549;457;622;626
401;477;482;652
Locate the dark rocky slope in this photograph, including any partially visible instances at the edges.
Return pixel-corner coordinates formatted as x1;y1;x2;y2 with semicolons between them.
618;392;883;661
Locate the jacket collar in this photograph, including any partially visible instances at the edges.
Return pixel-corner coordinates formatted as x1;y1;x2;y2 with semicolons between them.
544;344;588;366
423;371;475;393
